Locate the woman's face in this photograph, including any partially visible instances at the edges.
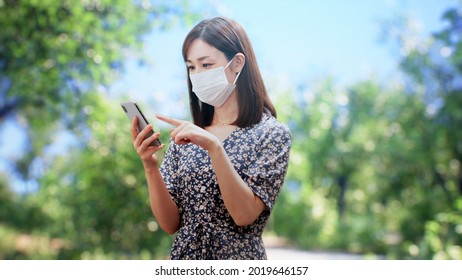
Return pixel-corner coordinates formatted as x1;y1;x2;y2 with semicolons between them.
185;39;234;83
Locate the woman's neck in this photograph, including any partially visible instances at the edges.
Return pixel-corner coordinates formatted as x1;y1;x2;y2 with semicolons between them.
212;92;238;126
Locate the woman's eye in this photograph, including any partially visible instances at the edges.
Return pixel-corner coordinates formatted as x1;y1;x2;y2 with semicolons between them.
187;65;195;71
203;63;212;68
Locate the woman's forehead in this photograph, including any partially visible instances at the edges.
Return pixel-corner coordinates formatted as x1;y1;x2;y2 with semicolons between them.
186;39;225;62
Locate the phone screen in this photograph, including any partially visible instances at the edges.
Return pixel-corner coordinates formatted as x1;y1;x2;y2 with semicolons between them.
121;101;161;147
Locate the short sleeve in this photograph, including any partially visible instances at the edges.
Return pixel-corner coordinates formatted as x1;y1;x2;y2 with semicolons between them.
159;139;180;206
243;121;291;210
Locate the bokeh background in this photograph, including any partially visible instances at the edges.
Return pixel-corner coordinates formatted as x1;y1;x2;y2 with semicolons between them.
1;0;461;259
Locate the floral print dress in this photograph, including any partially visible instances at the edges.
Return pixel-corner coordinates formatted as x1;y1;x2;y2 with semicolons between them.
159;112;291;260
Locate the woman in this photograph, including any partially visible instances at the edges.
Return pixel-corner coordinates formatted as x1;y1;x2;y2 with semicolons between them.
131;17;291;260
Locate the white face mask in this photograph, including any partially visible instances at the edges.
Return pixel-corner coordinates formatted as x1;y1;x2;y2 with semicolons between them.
189;57;241;107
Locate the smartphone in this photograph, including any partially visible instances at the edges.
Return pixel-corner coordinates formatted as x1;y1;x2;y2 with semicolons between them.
121;101;161;147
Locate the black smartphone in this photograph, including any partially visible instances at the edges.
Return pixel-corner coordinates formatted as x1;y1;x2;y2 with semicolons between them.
121;101;161;147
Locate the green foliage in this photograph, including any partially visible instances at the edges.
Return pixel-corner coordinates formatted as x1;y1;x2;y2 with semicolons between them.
32;96;173;259
0;0;197;259
0;0;196;177
401;6;462;260
1;95;174;259
0;174;50;232
0;173;56;259
271;3;462;259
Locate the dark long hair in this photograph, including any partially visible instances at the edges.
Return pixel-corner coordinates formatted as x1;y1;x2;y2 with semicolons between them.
182;17;276;128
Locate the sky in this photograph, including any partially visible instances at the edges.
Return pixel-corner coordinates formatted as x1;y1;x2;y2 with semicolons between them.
1;0;461;193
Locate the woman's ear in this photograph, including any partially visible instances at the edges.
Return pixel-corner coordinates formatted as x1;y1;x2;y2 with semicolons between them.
233;53;245;73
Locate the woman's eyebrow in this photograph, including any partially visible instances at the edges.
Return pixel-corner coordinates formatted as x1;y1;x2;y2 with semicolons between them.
186;56;212;63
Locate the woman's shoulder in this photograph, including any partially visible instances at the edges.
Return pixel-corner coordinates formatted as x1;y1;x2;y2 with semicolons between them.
251;110;291;140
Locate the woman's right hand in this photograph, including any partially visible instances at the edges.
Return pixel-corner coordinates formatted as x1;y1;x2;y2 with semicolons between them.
131;117;164;168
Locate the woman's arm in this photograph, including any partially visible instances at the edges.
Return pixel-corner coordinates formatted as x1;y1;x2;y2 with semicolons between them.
131;117;180;234
208;142;265;226
156;115;265;227
143;164;180;234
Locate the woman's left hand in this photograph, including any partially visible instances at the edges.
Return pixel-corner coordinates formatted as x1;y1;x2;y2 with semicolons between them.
156;114;220;151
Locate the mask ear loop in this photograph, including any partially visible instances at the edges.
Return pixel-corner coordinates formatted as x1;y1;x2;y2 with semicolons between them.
225;56;243;85
224;57;234;69
232;71;241;85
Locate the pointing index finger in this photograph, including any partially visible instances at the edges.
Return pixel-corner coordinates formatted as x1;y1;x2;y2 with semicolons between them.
156;114;184;127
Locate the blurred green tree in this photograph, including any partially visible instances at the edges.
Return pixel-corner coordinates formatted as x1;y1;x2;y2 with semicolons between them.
33;97;173;259
0;0;198;178
0;0;199;259
387;5;462;259
271;3;462;259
